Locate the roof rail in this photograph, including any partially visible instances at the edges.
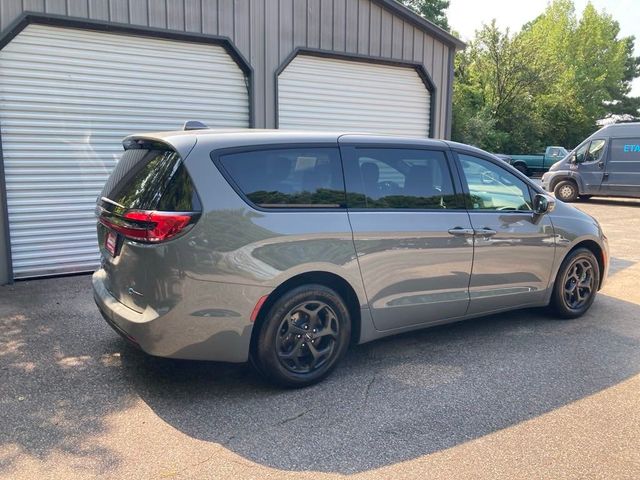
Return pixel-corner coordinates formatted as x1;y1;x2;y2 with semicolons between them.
183;120;209;131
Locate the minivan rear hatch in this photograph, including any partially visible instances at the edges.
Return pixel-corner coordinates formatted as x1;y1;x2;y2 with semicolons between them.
96;138;201;313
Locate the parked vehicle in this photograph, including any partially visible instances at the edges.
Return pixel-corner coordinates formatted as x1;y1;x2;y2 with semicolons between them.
93;128;609;387
542;123;640;202
500;146;569;176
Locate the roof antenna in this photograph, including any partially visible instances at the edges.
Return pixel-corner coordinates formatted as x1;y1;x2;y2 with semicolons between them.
183;120;209;131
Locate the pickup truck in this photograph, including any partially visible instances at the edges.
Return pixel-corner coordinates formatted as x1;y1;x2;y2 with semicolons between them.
498;146;569;176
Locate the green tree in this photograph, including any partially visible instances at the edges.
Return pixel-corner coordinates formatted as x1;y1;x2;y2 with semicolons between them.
452;0;640;153
452;21;551;152
400;0;450;30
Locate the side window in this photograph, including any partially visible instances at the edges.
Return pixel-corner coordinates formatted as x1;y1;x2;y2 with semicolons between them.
574;143;589;163
343;148;459;209
585;139;606;163
217;147;345;208
458;154;533;211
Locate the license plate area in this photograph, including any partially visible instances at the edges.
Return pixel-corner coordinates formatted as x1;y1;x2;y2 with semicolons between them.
105;230;118;257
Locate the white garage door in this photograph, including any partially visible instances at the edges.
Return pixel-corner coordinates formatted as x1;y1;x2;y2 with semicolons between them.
0;24;249;279
278;55;431;137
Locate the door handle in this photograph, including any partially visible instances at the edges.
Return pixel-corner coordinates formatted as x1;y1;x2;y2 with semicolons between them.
475;227;497;237
448;227;475;236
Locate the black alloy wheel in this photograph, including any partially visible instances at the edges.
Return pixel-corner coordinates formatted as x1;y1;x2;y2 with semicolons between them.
550;248;600;319
252;285;351;387
276;300;340;374
562;257;596;311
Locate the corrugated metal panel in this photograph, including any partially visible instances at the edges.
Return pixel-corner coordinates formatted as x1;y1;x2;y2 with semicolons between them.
0;24;249;278
278;55;430;136
0;1;455;138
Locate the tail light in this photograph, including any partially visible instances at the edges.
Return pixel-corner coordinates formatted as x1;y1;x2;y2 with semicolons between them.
99;209;199;243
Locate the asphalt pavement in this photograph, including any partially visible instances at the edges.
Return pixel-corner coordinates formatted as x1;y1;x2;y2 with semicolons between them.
1;197;640;479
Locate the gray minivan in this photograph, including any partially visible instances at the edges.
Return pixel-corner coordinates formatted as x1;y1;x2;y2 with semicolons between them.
93;129;609;387
542;123;640;202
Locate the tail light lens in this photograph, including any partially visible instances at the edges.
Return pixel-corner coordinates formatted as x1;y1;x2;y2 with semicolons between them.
99;210;199;243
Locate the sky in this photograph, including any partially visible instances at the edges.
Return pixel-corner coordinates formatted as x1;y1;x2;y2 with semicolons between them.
447;0;640;97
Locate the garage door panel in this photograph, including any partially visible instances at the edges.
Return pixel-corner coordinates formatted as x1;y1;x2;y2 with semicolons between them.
278;55;431;137
0;24;249;278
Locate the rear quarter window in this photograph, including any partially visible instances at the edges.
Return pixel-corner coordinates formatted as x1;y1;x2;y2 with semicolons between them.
215;147;346;208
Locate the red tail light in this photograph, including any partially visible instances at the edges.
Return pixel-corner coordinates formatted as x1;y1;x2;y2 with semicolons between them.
99;210;198;243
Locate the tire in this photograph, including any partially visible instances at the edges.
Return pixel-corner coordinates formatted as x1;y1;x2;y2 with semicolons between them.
514;163;529;176
554;180;578;202
549;248;600;319
252;284;351;388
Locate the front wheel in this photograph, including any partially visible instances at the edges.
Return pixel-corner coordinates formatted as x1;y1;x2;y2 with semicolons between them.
252;285;351;388
554;180;579;202
549;248;600;319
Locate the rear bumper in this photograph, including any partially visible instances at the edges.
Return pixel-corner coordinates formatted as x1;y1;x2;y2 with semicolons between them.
92;269;271;362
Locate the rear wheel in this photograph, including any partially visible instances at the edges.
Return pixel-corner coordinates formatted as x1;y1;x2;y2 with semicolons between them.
252;285;351;388
549;248;600;319
554;180;578;202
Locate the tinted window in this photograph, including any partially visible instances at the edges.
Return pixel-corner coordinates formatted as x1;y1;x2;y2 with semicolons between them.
343;148;458;209
611;138;640;161
459;154;532;211
217;148;345;208
104;148;200;211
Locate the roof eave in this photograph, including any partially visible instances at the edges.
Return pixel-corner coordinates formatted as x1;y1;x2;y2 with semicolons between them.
376;0;466;50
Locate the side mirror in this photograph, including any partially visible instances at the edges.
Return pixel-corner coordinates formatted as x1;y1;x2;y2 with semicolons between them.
570;154;578;164
533;193;555;215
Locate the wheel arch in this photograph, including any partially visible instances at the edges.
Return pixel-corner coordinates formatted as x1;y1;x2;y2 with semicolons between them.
569;240;605;290
249;271;363;355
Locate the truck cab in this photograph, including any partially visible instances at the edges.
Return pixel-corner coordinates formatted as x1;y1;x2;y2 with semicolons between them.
504;146;568;176
541;123;640;202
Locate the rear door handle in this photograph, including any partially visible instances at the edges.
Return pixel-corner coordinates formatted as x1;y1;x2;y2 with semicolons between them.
475;227;497;237
448;227;475;236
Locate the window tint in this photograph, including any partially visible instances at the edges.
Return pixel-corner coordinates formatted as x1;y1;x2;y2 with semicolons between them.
459;154;532;211
105;149;200;212
217;148;345;208
586;139;606;163
343;148;458;209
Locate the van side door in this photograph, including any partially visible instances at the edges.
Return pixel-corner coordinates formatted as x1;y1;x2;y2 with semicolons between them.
339;140;474;331
601;138;640;197
574;139;607;194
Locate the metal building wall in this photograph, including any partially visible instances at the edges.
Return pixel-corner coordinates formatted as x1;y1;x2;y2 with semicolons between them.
0;0;462;284
0;0;457;136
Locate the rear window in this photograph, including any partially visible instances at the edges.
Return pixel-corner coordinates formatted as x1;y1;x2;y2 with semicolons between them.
102;147;200;211
216;147;345;208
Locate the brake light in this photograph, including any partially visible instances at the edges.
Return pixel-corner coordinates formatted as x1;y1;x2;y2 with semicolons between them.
99;210;197;243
